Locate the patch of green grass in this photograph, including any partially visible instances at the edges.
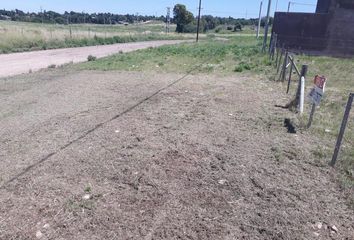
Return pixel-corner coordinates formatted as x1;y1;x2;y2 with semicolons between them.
271;146;284;163
78;36;273;75
84;186;92;193
0;33;185;54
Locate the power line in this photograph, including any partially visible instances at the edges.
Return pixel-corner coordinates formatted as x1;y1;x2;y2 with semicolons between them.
288;1;317;12
202;10;258;15
289;2;317;7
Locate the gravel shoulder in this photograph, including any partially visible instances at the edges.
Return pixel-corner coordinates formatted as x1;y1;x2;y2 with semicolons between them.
0;69;353;239
0;40;187;78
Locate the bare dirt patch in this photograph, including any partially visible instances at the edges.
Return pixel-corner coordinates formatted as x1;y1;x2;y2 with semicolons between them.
0;70;353;239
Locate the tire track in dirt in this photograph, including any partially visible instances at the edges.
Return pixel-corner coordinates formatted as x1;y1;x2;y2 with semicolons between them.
0;63;201;190
0;72;353;239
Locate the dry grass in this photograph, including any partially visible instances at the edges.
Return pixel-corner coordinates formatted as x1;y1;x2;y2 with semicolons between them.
276;53;354;205
0;20;190;53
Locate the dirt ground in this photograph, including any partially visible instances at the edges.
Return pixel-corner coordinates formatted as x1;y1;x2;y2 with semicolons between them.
0;69;353;239
0;40;187;78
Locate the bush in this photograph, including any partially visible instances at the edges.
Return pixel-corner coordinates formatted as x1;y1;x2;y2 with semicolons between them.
182;23;197;33
87;55;97;61
234;22;243;32
234;62;252;72
47;64;56;69
214;26;222;33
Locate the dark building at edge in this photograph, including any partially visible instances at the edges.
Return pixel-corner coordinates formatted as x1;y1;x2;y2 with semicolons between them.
272;0;354;56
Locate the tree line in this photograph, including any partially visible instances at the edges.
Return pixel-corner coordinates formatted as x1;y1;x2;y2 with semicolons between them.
0;6;273;33
173;4;273;33
0;9;165;24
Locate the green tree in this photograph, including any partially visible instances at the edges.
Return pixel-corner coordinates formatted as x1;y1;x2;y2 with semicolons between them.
234;21;243;32
173;4;194;33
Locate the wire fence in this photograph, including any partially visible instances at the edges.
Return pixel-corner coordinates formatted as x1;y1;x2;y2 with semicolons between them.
269;37;354;167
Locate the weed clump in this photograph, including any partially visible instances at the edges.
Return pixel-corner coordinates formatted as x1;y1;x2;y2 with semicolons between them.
47;64;56;69
234;62;252;72
87;55;97;61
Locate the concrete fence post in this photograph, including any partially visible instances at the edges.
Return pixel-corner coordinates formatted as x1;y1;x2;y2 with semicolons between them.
296;65;308;110
299;76;305;114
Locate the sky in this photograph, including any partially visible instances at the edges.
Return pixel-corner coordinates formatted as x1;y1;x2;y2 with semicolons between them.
1;0;319;18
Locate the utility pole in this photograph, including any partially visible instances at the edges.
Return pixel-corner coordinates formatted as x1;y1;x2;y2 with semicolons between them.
166;7;171;33
196;0;202;42
68;13;72;39
275;0;279;12
40;6;43;24
257;1;263;39
103;16;107;38
288;2;292;12
136;12;139;24
262;0;272;52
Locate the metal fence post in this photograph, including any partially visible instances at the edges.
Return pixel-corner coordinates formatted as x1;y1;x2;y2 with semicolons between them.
330;93;354;167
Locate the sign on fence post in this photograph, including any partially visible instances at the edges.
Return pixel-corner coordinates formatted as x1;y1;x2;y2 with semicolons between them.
308;75;326;106
307;75;327;128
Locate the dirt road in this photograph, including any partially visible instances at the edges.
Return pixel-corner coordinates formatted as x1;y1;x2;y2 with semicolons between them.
0;69;353;239
0;40;187;78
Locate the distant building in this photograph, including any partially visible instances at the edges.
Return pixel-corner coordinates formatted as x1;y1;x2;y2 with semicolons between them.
0;15;11;20
272;0;354;56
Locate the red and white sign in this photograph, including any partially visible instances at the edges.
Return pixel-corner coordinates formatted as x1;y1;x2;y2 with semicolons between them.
314;75;326;90
308;75;326;106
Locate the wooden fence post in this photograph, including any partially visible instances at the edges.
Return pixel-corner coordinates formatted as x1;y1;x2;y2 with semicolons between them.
286;55;293;93
307;103;316;128
275;48;280;67
280;50;289;82
277;48;284;73
330;93;354;167
272;34;277;60
268;32;274;55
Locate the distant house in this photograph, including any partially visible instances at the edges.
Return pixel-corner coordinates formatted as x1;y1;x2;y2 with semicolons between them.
0;15;11;20
117;21;129;26
272;0;354;56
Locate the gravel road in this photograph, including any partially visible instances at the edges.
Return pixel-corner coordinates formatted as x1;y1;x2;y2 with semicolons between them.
0;40;187;78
